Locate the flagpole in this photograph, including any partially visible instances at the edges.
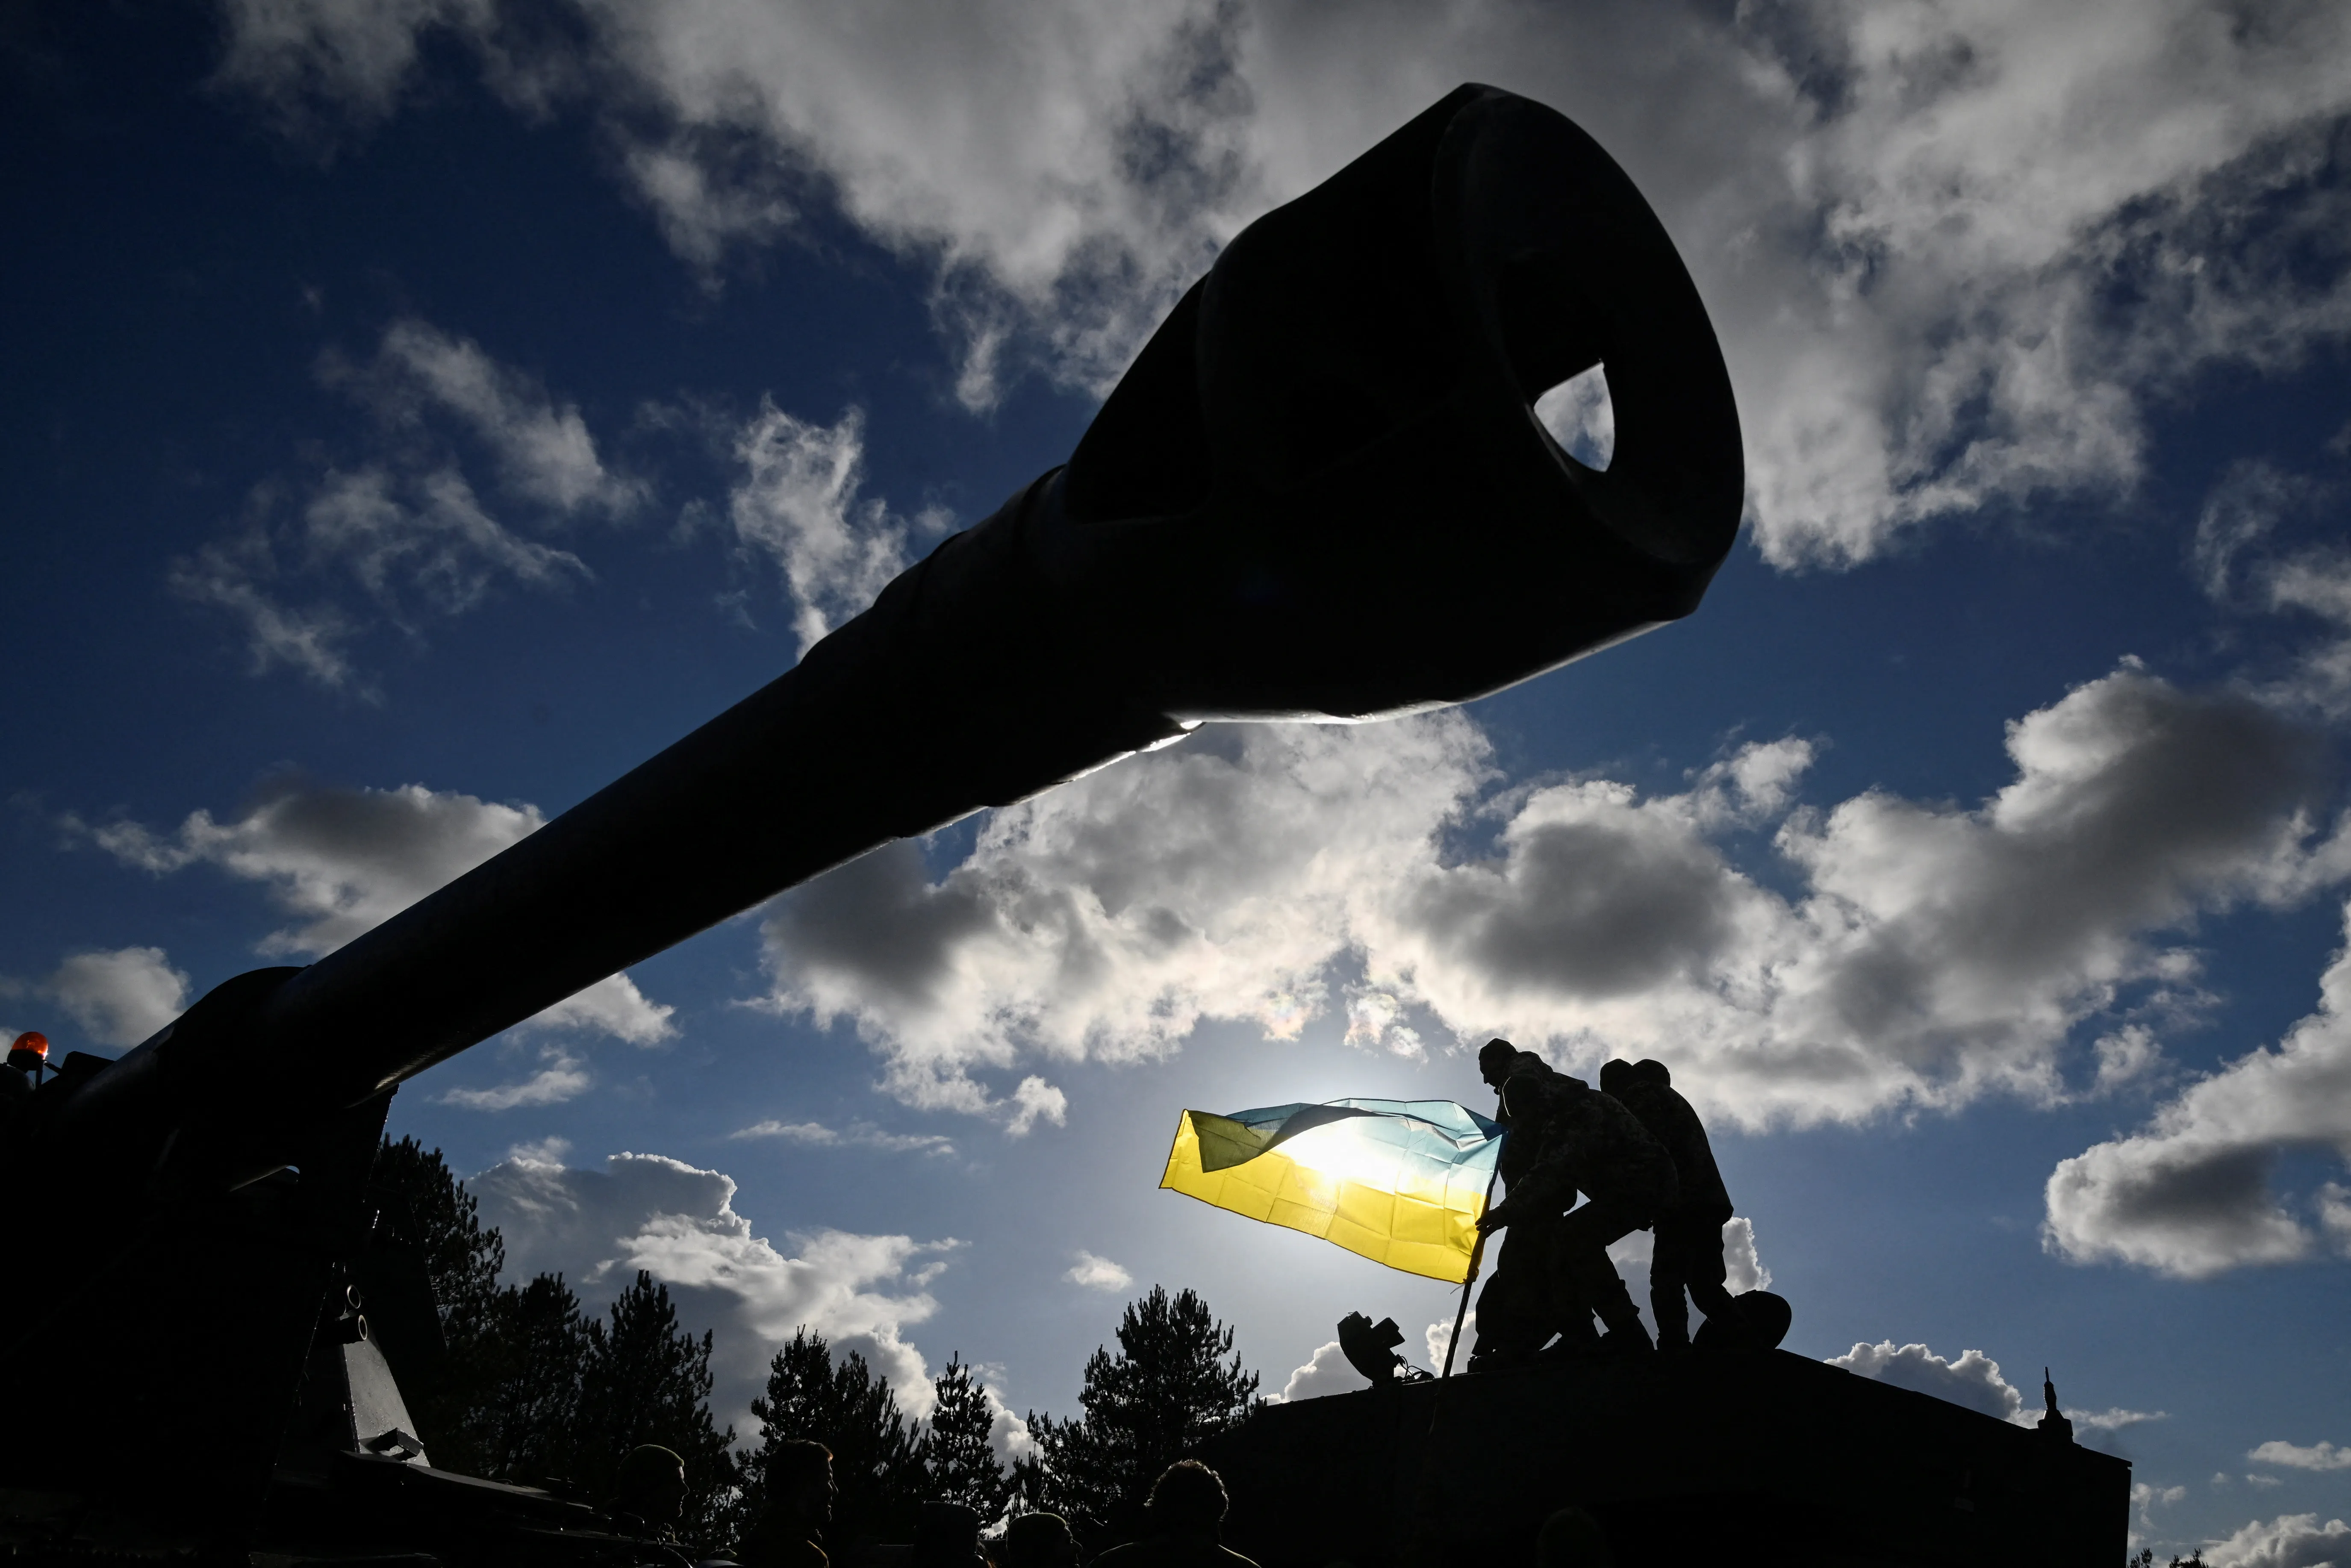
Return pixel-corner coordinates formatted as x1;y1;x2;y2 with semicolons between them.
1439;1164;1500;1378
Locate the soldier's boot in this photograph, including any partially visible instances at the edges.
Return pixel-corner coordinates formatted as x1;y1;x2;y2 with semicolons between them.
1651;1282;1692;1356
1535;1310;1604;1361
1688;1278;1745;1347
1581;1268;1654;1356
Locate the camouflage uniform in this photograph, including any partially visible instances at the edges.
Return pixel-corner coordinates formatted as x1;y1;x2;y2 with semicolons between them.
1470;1055;1595;1364
1481;1053;1679;1353
1601;1057;1738;1351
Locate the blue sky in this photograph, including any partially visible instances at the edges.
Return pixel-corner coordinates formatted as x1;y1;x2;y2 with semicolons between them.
7;3;2351;1559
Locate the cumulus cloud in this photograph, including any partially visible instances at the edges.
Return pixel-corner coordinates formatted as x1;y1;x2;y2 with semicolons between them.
727;401;947;655
1274;1340;1358;1403
2206;1512;2351;1568
214;0;2351;557
1829;1343;2161;1438
1722;1217;1772;1294
759;663;2349;1130
2250;1441;2351;1472
173;319;635;690
1425;1311;1469;1373
470;1144;956;1421
730;1119;955;1156
1064;1250;1132;1292
45;947;190;1047
83;779;673;1046
1827;1340;2029;1424
2044;899;2351;1278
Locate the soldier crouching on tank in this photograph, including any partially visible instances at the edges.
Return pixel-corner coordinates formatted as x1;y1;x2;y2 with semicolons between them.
1600;1057;1745;1354
1466;1040;1595;1370
1474;1041;1679;1359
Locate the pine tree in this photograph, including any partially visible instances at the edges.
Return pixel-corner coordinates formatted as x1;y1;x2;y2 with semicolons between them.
475;1272;589;1487
577;1271;741;1553
1021;1286;1261;1547
735;1328;927;1547
922;1354;1010;1521
359;1142;743;1548
362;1136;509;1474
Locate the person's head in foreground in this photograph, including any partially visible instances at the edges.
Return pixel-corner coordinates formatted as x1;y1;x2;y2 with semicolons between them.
1145;1459;1229;1539
611;1444;687;1528
1535;1506;1615;1568
772;1439;836;1530
1002;1512;1078;1568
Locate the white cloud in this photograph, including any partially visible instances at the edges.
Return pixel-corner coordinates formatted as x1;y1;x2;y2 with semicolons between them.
1425;1309;1473;1374
1827;1341;2028;1425
1273;1340;1358;1403
1007;1076;1068;1137
213;0;2351;556
727;401;945;655
2207;1512;2351;1568
1723;1217;1772;1294
2044;900;2351;1278
167;533;363;689
2320;1183;2351;1254
2248;1474;2287;1491
729;1119;955;1156
2195;459;2351;717
2082;1407;2170;1434
439;1044;592;1110
84;780;673;1046
470;1144;956;1423
759;664;2349;1132
2250;1441;2351;1472
1064;1250;1132;1292
174;319;634;691
174;465;591;691
45;947;190;1048
524;975;677;1047
212;0;498;132
342;319;647;518
2136;1482;2188;1512
756;714;1486;1117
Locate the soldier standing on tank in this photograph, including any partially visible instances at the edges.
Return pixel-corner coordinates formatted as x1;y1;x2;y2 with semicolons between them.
1476;1047;1678;1356
1464;1040;1594;1369
1600;1057;1741;1355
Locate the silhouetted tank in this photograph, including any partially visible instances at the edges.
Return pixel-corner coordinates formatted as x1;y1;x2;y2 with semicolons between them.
0;85;1743;1564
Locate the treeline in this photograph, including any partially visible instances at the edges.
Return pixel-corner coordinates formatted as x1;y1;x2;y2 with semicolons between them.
369;1138;1261;1557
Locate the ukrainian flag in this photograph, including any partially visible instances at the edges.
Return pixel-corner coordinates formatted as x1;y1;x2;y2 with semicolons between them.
1159;1100;1503;1283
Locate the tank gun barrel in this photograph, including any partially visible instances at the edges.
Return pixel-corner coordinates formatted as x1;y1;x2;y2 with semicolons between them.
49;82;1744;1192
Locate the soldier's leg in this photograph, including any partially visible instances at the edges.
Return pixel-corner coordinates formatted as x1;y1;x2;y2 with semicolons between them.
1554;1198;1651;1349
1681;1217;1741;1332
1648;1223;1694;1352
1468;1219;1552;1365
1537;1219;1602;1356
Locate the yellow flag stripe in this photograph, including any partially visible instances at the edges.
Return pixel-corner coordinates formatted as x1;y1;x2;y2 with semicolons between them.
1158;1109;1492;1283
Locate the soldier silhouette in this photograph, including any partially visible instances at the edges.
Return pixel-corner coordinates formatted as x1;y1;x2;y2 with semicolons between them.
1475;1041;1678;1359
1467;1041;1591;1368
1599;1058;1742;1353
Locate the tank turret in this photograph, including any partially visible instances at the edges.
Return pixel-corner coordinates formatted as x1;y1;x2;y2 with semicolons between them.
0;84;1741;1563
